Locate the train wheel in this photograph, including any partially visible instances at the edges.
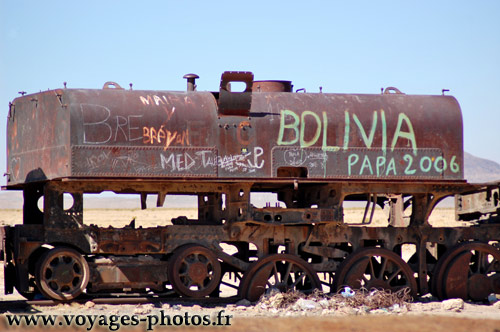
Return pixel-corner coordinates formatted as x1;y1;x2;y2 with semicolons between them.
238;254;321;302
333;247;417;296
167;244;222;298
431;243;461;299
433;242;500;301
35;247;90;301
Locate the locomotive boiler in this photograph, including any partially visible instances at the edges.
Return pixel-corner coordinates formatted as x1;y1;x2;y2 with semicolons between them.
1;71;499;302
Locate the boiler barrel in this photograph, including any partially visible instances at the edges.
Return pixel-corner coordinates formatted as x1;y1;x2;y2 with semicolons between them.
6;87;463;186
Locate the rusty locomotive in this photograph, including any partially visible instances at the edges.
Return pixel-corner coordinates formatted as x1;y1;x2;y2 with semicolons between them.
1;71;499;302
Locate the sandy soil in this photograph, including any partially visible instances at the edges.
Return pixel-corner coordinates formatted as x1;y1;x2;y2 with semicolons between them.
1;315;499;332
0;297;499;332
0;208;499;332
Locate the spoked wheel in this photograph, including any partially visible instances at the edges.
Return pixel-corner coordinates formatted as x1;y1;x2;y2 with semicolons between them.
432;242;500;301
217;269;245;298
167;244;222;298
35;247;90;301
333;247;418;296
238;254;321;302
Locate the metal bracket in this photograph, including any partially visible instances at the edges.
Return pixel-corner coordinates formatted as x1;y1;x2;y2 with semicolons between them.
103;82;123;90
218;71;253;116
383;87;404;94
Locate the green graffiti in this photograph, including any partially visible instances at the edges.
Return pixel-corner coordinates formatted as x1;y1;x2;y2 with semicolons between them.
347;153;459;177
322;112;340;152
277;109;417;156
343;111;350;150
376;156;386;176
360;155;374;175
450;155;460;173
300;111;321;147
434;156;447;173
353;111;378;149
391;113;417;155
277;110;300;145
348;154;359;175
380;110;387;154
420;156;432;172
403;154;416;175
386;158;397;175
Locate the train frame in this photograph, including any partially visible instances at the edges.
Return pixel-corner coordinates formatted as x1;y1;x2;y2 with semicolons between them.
1;71;500;302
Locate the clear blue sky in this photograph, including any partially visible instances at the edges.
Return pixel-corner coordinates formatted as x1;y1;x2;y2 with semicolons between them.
1;0;499;186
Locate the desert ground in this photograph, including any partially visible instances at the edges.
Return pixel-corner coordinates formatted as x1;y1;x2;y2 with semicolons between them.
0;207;499;331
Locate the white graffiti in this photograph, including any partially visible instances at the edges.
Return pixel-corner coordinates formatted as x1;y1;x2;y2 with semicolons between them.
199;147;265;174
86;151;111;170
283;148;327;170
81;104;143;144
160;151;198;172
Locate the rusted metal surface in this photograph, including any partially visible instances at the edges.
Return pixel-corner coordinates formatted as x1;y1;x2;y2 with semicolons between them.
36;247;90;301
89;256;168;292
183;73;199;92
238;254;321;302
167;244;222;298
332;247;418;296
218;71;254;116
456;182;500;221
432;242;500;301
7;71;464;187
5;203;500;300
7;88;218;186
7;89;71;185
253;80;293;92
2;71;499;303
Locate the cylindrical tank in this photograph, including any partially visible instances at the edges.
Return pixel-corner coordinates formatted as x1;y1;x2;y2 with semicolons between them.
6;77;463;186
245;91;463;180
252;80;293;92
